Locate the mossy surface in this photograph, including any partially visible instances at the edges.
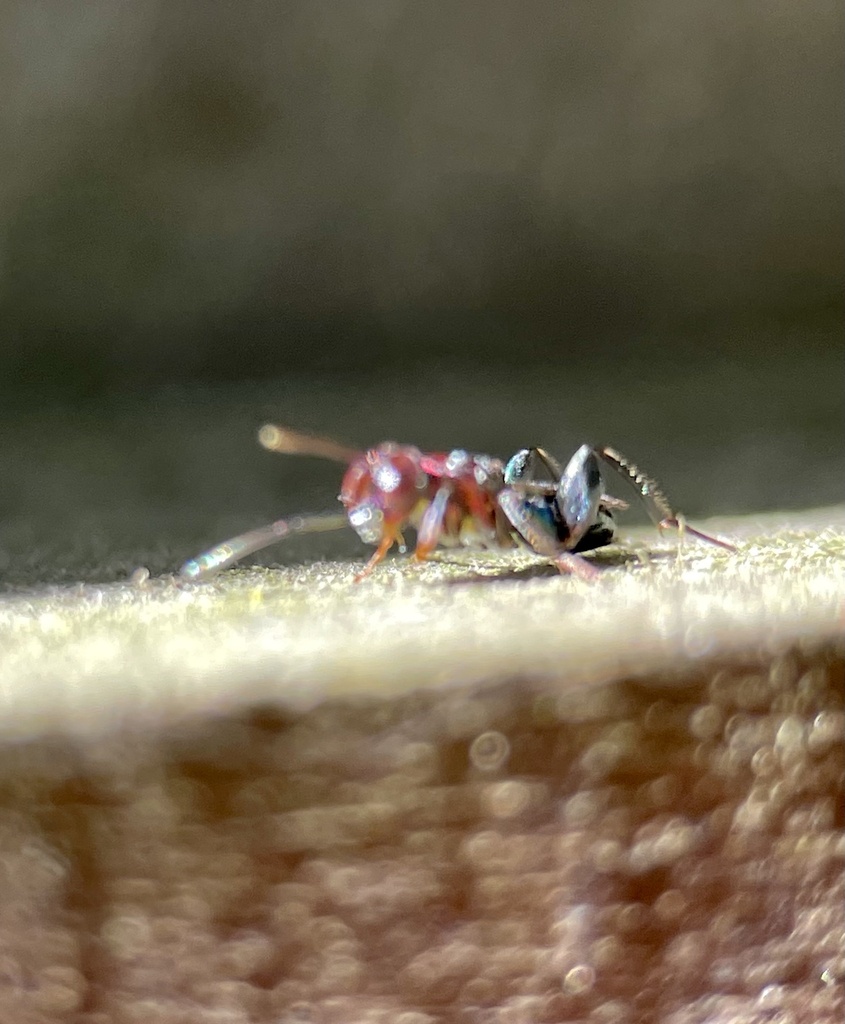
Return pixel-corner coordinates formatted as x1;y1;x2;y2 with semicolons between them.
1;506;843;1021
2;506;843;741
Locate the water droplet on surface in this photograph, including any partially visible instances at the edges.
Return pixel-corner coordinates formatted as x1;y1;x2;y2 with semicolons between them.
469;730;511;772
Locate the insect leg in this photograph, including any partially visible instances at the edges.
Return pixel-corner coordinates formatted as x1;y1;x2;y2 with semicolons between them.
497;489;600;580
598;447;735;551
353;519;405;581
601;495;629;510
552;550;602;581
413;484;453;562
180;512;349;580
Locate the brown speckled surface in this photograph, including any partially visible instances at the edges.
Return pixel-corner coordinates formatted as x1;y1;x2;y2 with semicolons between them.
1;509;843;1022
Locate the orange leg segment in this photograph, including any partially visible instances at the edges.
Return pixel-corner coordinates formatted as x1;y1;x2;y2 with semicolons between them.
412;485;452;563
554;551;602;581
353;521;403;581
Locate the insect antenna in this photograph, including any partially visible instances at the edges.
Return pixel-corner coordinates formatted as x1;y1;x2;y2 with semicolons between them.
258;424;360;463
179;512;349;580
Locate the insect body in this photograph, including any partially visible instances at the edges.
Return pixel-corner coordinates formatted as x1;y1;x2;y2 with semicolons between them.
179;425;734;581
340;442;508;572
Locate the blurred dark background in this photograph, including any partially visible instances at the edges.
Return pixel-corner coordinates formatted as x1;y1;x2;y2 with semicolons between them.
0;0;842;586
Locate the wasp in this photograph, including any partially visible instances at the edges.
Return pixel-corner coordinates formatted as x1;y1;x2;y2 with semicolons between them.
179;424;734;582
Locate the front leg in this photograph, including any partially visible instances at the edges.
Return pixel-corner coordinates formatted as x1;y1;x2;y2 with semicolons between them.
353;518;404;581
